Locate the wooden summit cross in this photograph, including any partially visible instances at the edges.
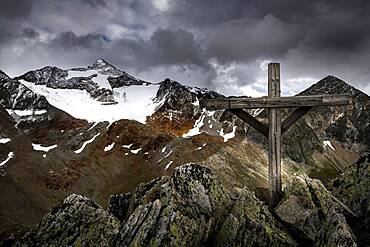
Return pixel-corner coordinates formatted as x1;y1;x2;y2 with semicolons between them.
206;63;351;206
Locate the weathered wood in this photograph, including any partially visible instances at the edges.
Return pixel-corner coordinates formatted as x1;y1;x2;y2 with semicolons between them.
281;106;313;134
268;63;282;207
205;95;351;110
230;109;268;137
206;62;351;207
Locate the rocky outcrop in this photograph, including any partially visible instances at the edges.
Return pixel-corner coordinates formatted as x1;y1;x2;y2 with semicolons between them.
0;71;49;110
13;163;369;246
330;154;370;217
147;78;224;136
329;153;370;246
17;194;121;247
112;164;231;246
16;164;298;246
275;175;357;246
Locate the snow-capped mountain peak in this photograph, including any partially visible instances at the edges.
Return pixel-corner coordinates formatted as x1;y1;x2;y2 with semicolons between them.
88;58;115;70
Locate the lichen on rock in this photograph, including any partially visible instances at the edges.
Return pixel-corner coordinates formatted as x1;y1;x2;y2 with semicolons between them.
17;194;121;247
274;175;357;246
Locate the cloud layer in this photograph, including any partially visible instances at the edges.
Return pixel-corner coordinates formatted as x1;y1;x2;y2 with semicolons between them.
1;0;370;95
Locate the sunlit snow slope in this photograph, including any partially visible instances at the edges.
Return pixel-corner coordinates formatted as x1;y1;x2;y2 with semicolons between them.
20;80;162;123
16;59;166;123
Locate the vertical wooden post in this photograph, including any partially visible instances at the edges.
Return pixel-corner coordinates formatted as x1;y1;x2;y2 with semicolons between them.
268;63;282;207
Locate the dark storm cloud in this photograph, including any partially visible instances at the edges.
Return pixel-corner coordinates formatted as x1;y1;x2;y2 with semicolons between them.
21;27;40;39
111;28;206;69
206;14;304;62
149;28;206;66
0;0;33;19
1;0;370;95
49;32;106;50
77;0;108;7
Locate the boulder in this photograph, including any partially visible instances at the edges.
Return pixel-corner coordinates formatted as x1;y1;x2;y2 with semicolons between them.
17;194;120;247
275;175;357;246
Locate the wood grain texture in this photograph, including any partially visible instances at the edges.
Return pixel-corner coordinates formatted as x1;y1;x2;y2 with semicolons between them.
268;63;282;207
205;95;352;110
281;106;313;134
230;109;268;137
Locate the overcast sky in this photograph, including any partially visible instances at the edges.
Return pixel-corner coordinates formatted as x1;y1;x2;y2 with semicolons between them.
1;0;370;96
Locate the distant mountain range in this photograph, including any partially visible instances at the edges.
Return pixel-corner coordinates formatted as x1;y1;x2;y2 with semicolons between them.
0;59;369;246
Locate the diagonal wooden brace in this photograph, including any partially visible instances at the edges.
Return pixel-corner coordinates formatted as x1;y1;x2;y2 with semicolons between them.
230;109;268;138
281;106;313;134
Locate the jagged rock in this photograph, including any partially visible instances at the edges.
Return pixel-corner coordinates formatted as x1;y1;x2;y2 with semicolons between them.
329;153;370;246
330;154;370;217
275;175;357;246
0;72;49;110
107;193;132;223
213;189;297;246
112;163;296;246
17;194;121;247
17;163;368;246
113;164;228;246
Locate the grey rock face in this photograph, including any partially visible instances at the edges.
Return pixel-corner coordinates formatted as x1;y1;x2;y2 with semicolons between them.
275;175;357;246
110;164;297;247
0;71;49;110
300;76;370;149
113;164;228;246
329;153;370;246
17;194;121;247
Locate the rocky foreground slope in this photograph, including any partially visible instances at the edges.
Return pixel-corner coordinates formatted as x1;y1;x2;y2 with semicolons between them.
12;159;369;246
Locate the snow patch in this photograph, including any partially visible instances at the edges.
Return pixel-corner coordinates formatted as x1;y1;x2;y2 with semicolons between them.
323;140;335;150
165;160;173;170
122;143;133;148
0;138;11;144
163;150;173;159
182;112;206;137
0;152;14;167
219;126;237;142
74;133;100;154
192;98;200;107
131;148;141;154
32;143;57;152
87;122;99;131
104;142;115;152
195;143;207;150
6;109;47;116
66;69;111;89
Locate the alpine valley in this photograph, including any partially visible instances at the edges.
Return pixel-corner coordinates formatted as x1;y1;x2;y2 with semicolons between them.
0;59;369;246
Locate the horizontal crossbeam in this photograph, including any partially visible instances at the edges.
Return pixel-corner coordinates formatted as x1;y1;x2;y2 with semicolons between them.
230;109;268;137
206;95;351;110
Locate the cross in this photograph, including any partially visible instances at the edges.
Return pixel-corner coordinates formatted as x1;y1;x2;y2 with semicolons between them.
206;63;351;207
